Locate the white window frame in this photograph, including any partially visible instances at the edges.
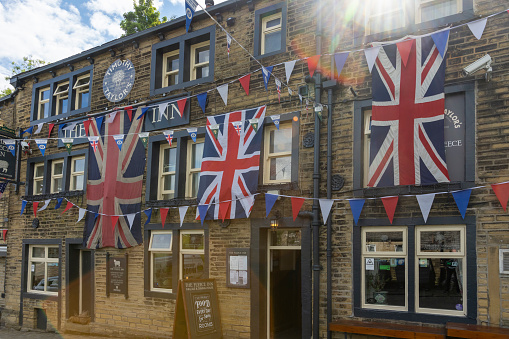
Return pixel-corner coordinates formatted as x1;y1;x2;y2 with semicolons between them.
149;231;173;293
416;0;463;24
263;124;292;184
53;82;69;116
38;86;50;120
186;138;204;198
162;50;179;88
361;226;408;311
50;159;64;194
261;12;282;55
33;163;45;195
365;0;406;35
190;41;210;81
70;156;85;191
158;142;177;200
179;230;205;280
73;74;90;110
363;110;372;187
27;245;59;295
415;225;466;316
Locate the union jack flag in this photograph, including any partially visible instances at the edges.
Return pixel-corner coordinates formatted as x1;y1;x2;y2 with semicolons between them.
368;37;450;187
83;108;145;248
197;106;266;220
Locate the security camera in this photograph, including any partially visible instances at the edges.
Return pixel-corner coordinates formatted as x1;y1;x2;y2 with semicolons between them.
462;54;492;80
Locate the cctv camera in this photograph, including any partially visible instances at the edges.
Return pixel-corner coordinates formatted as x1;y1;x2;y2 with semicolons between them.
462;54;492;76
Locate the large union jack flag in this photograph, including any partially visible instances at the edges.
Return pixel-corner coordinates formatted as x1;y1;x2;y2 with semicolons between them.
197;106;266;220
368;37;450;187
83;108;145;248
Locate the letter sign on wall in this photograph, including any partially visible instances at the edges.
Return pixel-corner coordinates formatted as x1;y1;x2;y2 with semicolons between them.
103;59;135;103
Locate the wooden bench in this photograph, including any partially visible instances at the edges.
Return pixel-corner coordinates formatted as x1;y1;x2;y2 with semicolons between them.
447;322;509;339
329;319;445;339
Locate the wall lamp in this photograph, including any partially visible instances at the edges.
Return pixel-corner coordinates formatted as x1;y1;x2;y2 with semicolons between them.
247;0;255;11
109;49;116;57
226;17;236;27
67;64;74;71
49;71;56;78
157;32;165;41
215;13;223;23
32;76;38;84
87;56;94;64
270;210;281;231
132;40;139;49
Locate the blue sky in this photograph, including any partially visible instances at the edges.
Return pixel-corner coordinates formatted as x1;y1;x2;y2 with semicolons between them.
0;0;226;92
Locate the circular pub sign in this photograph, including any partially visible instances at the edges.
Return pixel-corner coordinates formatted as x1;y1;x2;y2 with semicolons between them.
103;59;135;102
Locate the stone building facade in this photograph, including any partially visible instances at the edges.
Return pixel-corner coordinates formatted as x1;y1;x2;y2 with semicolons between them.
0;0;509;338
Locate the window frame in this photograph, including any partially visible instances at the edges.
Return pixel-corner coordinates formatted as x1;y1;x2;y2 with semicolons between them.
37;86;51;120
149;230;174;293
70;156;85;191
415;0;463;24
22;241;61;299
33;162;45;195
261;12;282;55
364;0;406;36
179;230;205;280
162;50;180;88
158;142;178;200
190;41;210;81
53;81;69;116
50;159;64;194
186;138;204;198
263;124;293;184
73;74;90;110
254;2;287;59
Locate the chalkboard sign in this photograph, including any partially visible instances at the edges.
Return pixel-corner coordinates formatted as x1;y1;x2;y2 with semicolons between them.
106;253;128;298
173;279;222;339
226;248;250;288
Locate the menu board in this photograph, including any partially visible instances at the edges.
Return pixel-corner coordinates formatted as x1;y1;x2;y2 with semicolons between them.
226;248;250;288
173;279;222;339
106;253;128;298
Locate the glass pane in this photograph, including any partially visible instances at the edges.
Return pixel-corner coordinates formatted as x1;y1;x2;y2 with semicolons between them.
163;147;177;173
421;0;457;22
47;263;59;292
73;175;84;191
420;230;461;253
269;156;291;181
191;172;200;197
182;254;205;280
182;233;204;250
74;158;85;172
365;258;405;307
162;193;174;200
48;247;59;258
264;31;282;54
35;165;44;177
79;91;89;109
41;89;50;100
166;55;179;72
77;77;89;87
53;162;63;175
167;73;178;86
34;180;44;194
163;174;175;192
31;262;45;290
151;233;172;250
269;128;292;153
42;102;50;119
266;17;281;29
271;230;301;246
196;65;209;79
153;252;172;289
369;12;404;34
59;98;68;115
365;231;404;253
32;247;45;258
418;258;463;311
195;46;209;64
53;178;62;192
191;143;204;169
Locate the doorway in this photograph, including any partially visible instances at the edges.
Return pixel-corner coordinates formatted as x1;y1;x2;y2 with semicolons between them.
267;229;302;339
67;244;94;320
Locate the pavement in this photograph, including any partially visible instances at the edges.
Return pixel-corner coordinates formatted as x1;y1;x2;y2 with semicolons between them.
0;327;111;339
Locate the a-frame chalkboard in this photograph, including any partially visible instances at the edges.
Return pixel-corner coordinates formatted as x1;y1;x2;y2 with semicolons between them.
173;279;222;339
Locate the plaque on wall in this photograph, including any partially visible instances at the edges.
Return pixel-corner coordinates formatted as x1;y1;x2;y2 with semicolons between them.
226;248;250;288
106;253;128;298
103;59;135;103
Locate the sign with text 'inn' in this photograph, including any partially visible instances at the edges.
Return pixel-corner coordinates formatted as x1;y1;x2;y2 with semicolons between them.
143;97;190;132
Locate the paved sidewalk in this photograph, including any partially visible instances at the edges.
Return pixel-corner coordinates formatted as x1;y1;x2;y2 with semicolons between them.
0;327;111;339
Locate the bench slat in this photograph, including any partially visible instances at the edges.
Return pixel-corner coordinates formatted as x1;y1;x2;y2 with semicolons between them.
329;320;445;339
447;322;509;339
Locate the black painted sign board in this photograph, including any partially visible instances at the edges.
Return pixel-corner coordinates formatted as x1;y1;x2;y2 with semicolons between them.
106;253;128;298
173;279;222;339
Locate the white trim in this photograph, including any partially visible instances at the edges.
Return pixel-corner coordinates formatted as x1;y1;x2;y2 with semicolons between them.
73;74;90;110
27;245;59;296
70;156;85;191
186;138;204;198
500;249;509;274
263;124;292;184
149;231;173;293
261;12;282;55
416;0;462;24
190;41;210;81
179;230;205;280
158;142;177;200
54;82;69;116
33;162;45;195
50;159;64;193
162;50;179;87
363;109;372;187
37;86;50;120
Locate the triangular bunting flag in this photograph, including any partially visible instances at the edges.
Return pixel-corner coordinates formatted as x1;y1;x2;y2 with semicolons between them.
106;111;117;124
160;208;169;228
139;132;149;148
217;84;228;106
249;118;259;133
83;119;92;136
291;197;305;221
111;215;119;232
219;201;231;222
61;201;74;215
179;206;189;227
232;121;242;136
185;0;198;33
468;18;487;40
33;202;39;217
113;135;124;151
125;106;134;121
176;98;187;118
284;60;297;83
2;230;7;241
126;213;136;230
158;103;167;121
197;92;207;113
381;196;398;224
334;52;349;78
452;189;472;219
348;199;365;225
262;66;273;91
319;199;334;225
58;123;65;134
62;121;77;131
38;199;51;212
270;115;280;130
35;139;47;156
416;193;435;223
62;138;74;154
48;123;54;138
88;136;99;152
163;130;174;146
396;39;415;67
34;123;44;135
95;116;104;132
23;126;34;136
4;140;15;157
54;197;63;209
492;182;509;211
144;208;152;225
20;200;27;215
198;204;209;226
431;29;450;58
209;124;219;140
307;55;321;77
137;107;150;120
364;45;381;73
239;74;251;95
187;128;197;142
265;193;278;217
77;208;86;223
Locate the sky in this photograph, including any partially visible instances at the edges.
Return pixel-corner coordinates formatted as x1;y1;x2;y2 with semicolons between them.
0;0;227;92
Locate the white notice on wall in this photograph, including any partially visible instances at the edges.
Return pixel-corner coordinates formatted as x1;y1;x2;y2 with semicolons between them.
365;258;375;271
238;255;248;271
230;255;239;270
230;270;239;284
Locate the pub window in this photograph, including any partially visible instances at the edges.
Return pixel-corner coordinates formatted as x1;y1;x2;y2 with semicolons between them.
190;41;210;81
186;139;204;198
180;230;205;280
158;142;178;200
38;86;51;120
53;82;69;115
149;231;173;292
163;50;179;87
73;74;90;110
50;159;64;193
254;3;287;58
27;245;59;295
416;0;462;24
365;0;406;35
33;163;45;195
70;156;85;191
261;12;282;55
263;124;292;184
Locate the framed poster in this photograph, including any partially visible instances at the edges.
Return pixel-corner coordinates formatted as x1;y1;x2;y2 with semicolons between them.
226;248;250;288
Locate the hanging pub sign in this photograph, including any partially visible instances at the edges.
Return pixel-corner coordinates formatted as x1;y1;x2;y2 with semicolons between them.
173;279;222;339
444;92;466;182
0;138;16;180
103;59;135;103
106;253;128;298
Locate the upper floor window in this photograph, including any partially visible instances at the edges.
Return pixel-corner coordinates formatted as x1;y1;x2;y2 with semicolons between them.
187;139;204;198
38;87;51;120
191;42;210;81
33;163;44;195
163;50;179;87
263;124;292;184
74;74;90;110
254;2;287;58
416;0;462;23
158;143;177;200
50;159;64;194
365;0;406;35
53;82;69;116
27;245;59;295
70;156;85;191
